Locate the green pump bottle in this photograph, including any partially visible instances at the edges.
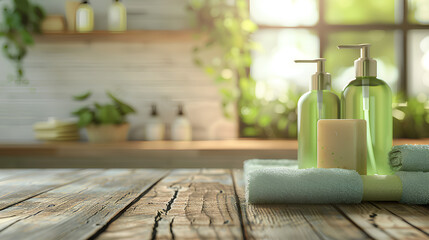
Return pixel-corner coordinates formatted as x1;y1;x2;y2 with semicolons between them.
296;59;340;169
338;44;393;175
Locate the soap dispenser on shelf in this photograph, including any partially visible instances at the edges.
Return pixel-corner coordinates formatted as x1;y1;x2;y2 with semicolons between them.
145;104;165;141
295;58;340;169
76;0;94;32
338;44;392;175
171;104;192;141
108;0;127;32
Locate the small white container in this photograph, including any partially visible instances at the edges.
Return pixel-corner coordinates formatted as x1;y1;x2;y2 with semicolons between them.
108;0;127;32
76;0;94;32
145;105;165;141
171;104;192;141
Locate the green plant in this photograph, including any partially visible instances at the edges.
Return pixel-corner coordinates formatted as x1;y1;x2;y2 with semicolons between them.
187;0;258;119
72;91;136;127
188;0;305;138
0;0;45;84
393;93;429;139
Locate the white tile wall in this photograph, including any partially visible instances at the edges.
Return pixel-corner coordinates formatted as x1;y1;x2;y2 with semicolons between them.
0;0;237;141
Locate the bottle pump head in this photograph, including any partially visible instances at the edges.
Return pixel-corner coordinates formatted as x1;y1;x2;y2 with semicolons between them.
337;43;377;77
294;58;331;91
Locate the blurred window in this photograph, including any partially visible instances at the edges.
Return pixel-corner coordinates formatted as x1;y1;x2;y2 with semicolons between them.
250;0;429;96
243;0;429;137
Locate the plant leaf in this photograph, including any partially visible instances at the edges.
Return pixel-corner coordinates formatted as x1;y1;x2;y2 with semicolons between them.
72;106;91;116
95;104;123;124
107;92;136;115
77;111;93;127
73;91;92;101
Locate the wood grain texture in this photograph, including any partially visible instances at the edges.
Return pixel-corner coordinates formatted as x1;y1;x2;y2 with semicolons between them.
0;169;38;181
337;202;429;240
0;169;100;210
232;169;370;240
373;202;429;236
0;169;168;240
96;169;242;239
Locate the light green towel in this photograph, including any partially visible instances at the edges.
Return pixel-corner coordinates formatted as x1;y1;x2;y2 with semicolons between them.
244;159;429;205
389;145;429;172
244;159;363;204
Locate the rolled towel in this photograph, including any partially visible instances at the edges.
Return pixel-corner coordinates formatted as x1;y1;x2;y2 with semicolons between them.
396;171;429;204
389;145;429;172
244;159;363;204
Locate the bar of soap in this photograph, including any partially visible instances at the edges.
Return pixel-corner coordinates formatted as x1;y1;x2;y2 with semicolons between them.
317;119;367;175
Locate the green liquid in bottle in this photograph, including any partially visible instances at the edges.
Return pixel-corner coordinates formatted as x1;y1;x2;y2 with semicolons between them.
298;90;340;169
341;77;393;175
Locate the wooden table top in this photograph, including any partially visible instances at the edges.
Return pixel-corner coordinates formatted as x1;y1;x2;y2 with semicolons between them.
0;169;428;240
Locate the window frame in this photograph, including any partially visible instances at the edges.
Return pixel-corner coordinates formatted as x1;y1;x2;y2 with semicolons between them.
253;0;429;94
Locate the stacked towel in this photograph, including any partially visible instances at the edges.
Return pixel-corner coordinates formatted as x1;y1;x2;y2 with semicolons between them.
244;159;363;204
33;118;79;141
396;171;429;204
245;159;429;205
389;145;429;172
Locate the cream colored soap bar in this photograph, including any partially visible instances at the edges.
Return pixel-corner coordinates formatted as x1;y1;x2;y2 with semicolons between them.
317;119;367;175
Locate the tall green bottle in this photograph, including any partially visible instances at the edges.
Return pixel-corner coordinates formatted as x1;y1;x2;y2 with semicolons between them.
296;59;340;169
338;44;393;175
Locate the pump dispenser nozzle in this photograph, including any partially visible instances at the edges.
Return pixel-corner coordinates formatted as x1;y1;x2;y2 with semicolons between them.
294;58;331;91
337;44;377;77
338;44;379;174
295;58;332;119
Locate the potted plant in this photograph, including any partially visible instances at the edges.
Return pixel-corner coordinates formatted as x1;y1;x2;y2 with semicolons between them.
72;91;136;143
0;0;45;84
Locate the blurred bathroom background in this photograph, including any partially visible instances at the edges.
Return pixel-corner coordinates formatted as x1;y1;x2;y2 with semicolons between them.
0;0;428;166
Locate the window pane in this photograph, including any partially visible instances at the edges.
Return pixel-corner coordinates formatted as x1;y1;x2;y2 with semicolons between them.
408;0;429;24
324;30;399;92
239;29;318;138
325;0;396;24
251;29;320;93
408;30;429;95
250;0;318;26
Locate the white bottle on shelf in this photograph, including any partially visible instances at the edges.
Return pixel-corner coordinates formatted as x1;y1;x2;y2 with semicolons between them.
145;105;165;141
171;104;192;141
76;0;94;32
108;0;127;32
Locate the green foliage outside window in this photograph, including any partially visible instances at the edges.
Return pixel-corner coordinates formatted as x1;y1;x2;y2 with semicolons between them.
187;0;301;138
188;0;429;139
325;0;395;24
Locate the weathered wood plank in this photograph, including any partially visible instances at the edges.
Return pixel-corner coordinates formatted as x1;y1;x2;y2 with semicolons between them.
373;202;429;236
0;169;168;240
337;202;429;240
96;169;243;239
0;169;100;210
0;169;38;181
232;169;369;240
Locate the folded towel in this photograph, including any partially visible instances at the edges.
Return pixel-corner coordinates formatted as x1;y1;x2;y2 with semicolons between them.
396;171;429;204
244;159;363;204
245;159;429;204
389;145;429;172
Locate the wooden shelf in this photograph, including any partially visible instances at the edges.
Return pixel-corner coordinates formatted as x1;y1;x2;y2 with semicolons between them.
35;30;197;43
0;139;427;169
